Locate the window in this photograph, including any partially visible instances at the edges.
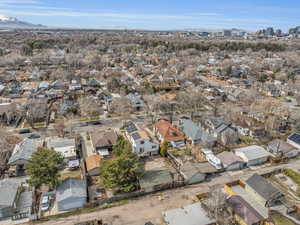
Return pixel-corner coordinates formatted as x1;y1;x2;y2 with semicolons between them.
152;145;157;149
140;148;144;153
140;141;145;144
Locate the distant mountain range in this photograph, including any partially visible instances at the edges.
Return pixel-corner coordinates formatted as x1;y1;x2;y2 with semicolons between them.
0;15;46;29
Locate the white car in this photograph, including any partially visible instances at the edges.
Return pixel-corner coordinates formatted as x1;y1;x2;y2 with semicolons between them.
41;196;50;211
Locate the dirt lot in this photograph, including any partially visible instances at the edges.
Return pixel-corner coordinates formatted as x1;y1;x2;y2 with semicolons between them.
27;183;213;225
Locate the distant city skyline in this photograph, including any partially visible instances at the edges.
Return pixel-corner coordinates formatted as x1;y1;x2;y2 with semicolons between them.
0;0;300;31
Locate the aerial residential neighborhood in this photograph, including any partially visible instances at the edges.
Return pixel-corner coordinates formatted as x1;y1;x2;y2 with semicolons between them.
1;1;300;225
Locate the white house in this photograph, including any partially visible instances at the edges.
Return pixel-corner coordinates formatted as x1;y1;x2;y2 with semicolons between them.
125;121;159;156
234;145;271;167
46;138;76;160
128;130;159;156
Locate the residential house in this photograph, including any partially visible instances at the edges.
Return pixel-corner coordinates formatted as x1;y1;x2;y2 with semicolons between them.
69;78;82;91
90;130;118;157
203;117;239;146
153;119;185;148
180;119;202;145
227;195;266;225
234;145;271;166
262;83;281;97
267;139;298;158
46;138;76;161
125;121;159;156
162;202;217;225
56;178;87;211
85;154;101;176
217;151;244;171
287;133;300;150
245;174;284;207
8;138;43;176
126;93;144;111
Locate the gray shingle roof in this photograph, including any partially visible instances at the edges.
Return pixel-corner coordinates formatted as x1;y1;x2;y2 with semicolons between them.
227;195;264;225
246;174;282;201
268;139;296;154
8;138;42;165
56;178;87;202
217;151;243;166
181;119;202;141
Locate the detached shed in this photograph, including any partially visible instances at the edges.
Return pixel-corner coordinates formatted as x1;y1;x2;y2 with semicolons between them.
56;178;87;211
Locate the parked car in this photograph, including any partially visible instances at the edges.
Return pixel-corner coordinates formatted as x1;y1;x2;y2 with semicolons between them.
18;128;31;134
41;195;50;211
79;122;88;127
87;120;102;125
28;133;41;139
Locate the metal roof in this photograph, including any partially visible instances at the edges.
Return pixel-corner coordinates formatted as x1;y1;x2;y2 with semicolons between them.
8;138;42;165
234;145;271;161
56;178;87;202
0;179;19;207
163;202;216;225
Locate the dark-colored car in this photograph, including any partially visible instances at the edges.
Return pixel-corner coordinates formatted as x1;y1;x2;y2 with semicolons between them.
18;128;31;134
87;120;102;126
28;133;41;139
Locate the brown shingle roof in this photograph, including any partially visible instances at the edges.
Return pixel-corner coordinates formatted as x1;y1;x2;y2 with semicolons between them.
85;154;101;172
154;119;185;142
217;151;243;166
90;130;118;149
227;195;264;225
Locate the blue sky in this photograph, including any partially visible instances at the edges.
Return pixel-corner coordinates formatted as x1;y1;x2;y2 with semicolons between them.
1;0;300;30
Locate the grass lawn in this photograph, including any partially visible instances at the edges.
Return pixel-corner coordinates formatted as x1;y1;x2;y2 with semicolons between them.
272;215;296;225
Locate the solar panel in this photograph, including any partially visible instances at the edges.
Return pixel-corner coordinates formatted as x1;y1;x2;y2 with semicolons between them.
126;122;138;133
289;133;300;145
131;132;141;140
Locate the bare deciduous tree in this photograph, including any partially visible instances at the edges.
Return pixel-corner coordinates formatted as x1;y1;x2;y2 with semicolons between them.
26;99;48;128
78;97;103;118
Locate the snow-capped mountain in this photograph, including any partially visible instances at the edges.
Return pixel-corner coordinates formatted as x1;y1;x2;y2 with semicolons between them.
0;15;46;29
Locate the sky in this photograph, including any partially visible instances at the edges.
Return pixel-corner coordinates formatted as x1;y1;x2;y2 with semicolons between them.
0;0;300;30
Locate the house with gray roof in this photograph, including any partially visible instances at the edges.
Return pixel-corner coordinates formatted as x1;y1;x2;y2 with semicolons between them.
126;93;144;111
234;145;271;167
267;139;298;158
180;119;216;147
180;119;203;145
8;138;43;176
245;174;284;207
56;178;87;211
227;195;266;225
203;117;239;146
